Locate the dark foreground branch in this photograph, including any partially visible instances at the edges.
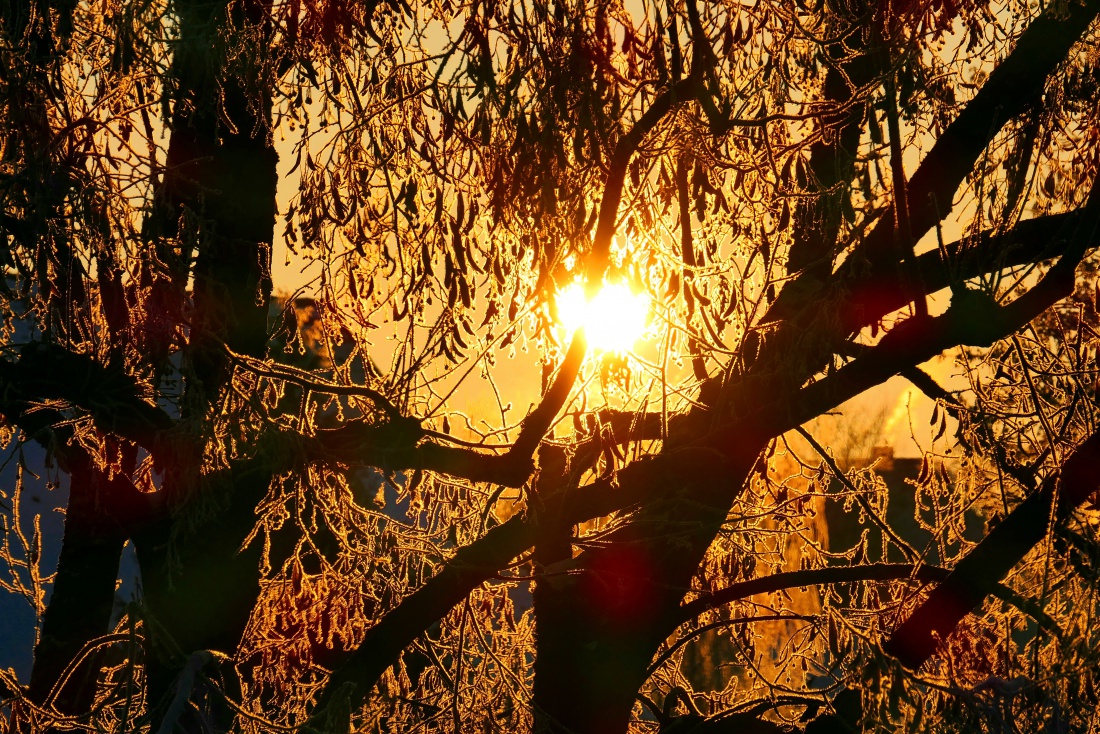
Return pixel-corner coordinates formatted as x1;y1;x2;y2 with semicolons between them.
767;0;1100;325
307;517;534;730
885;429;1100;669
673;563;1062;641
0;342;174;453
678;563;950;626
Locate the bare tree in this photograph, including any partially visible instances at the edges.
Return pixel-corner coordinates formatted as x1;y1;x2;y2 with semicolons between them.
1;0;1100;732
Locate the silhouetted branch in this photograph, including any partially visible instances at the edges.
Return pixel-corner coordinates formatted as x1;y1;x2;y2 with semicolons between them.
885;429;1100;669
307;205;1094;494
795;425;920;563
307;516;537;730
0;342;174;451
767;0;1100;325
743;180;1095;442
672;562;1062;642
678;563;949;626
587;55;707;284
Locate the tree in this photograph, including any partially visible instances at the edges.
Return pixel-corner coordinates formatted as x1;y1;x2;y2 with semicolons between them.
2;0;1100;730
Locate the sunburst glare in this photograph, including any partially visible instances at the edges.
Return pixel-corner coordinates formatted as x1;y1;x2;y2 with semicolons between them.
556;281;649;353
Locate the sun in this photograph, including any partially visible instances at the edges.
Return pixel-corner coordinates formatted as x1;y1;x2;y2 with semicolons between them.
556;281;649;353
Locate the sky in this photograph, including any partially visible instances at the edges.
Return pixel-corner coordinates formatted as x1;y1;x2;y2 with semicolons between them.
261;1;998;460
266;135;974;459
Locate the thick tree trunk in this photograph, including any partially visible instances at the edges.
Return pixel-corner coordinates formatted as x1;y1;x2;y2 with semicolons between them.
533;437;763;734
136;454;329;732
28;461;126;718
135;0;278;726
531;24;879;729
136;462;275;725
160;0;276;400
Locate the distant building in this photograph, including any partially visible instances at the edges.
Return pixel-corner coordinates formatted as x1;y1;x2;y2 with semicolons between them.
823;446;985;566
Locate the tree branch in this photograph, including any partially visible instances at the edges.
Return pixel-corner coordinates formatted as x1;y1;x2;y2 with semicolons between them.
767;0;1100;324
306;221;1094;721
307;516;537;731
320;101;1092;495
586;67;705;285
722;246;1091;452
312;401;667;489
0;342;175;454
885;428;1100;669
677;563;949;626
795;424;920;563
674;562;1063;646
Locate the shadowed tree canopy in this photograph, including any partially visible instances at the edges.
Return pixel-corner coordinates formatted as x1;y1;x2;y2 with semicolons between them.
2;0;1100;731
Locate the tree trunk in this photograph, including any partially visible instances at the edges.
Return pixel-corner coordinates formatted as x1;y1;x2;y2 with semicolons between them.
533;440;763;733
134;0;277;725
29;461;126;719
531;30;877;729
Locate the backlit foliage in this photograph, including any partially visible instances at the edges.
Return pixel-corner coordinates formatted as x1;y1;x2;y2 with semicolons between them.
1;0;1100;731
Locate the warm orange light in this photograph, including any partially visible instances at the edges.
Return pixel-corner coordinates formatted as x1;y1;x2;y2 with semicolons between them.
556;281;649;353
